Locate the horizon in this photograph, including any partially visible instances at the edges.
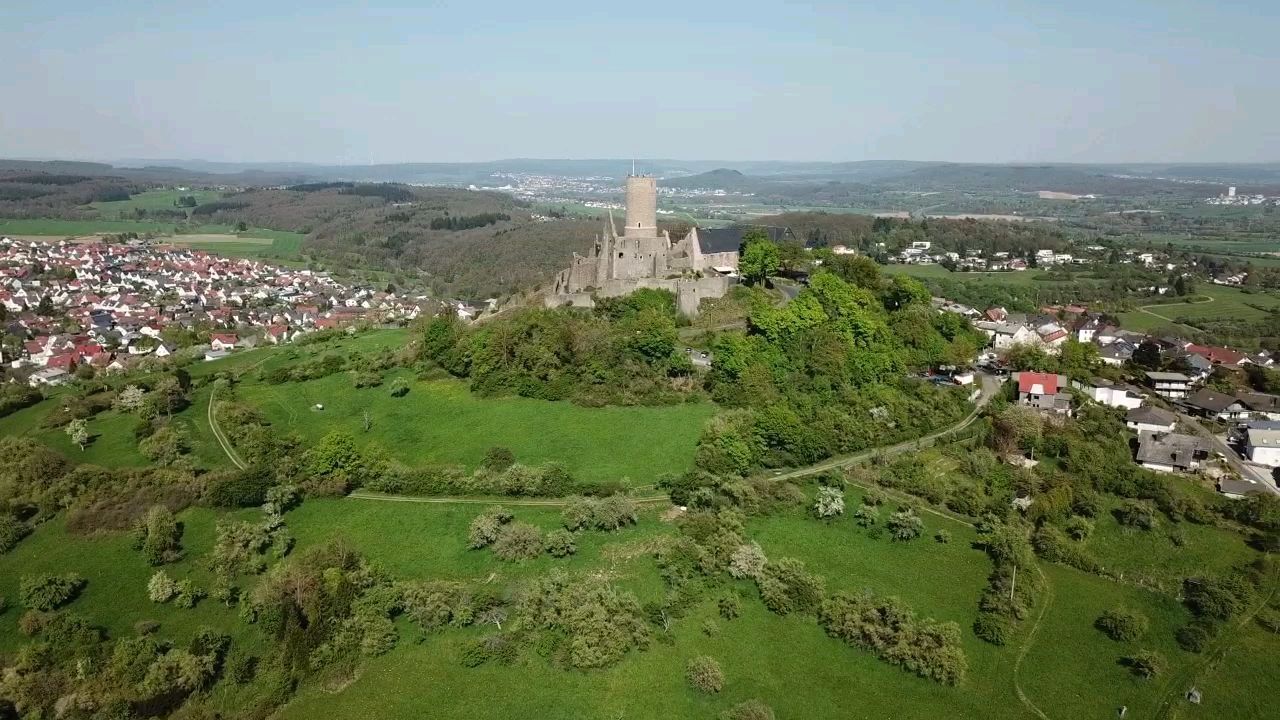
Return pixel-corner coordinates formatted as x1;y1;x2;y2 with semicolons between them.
3;1;1278;164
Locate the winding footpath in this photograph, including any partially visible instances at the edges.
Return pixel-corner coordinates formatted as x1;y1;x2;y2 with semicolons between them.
1135;294;1215;329
207;385;247;470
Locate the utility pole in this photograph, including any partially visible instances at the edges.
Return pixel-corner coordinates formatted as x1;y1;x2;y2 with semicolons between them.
1010;564;1018;603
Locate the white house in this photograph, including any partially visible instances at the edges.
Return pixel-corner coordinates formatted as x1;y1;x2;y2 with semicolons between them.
1076;378;1143;410
975;321;1037;350
1146;371;1192;400
1244;422;1280;467
28;367;69;387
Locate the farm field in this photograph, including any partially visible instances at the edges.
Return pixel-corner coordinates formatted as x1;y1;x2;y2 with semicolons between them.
0;217;305;261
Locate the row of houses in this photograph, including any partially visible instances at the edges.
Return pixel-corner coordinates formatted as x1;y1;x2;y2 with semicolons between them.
1;237;463;384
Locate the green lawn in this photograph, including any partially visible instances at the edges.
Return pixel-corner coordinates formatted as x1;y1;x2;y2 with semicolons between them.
247;372;715;486
1118;284;1280;331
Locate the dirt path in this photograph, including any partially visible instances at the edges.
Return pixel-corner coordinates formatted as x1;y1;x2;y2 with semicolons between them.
207;385;247;470
1012;563;1055;720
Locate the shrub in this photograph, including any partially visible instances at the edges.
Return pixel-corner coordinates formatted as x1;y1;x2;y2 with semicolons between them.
1095;607;1149;642
819;590;967;685
148;571;179;603
728;542;768;580
226;649;257;683
854;504;879;527
389;377;410;397
722;699;775;720
973;612;1012;645
482;446;516;471
1123;650;1165;679
173;579;205;609
1115;500;1158;531
887;508;924;541
134;619;160;635
757;558;824;615
131;505;183;565
20;573;86;611
492;522;543;561
205;467;273;507
935;529;952;544
813;486;845;518
467;507;512;549
1258;609;1280;635
561;494;637;531
686;655;724;693
863;488;887;506
0;515;32;553
1175;620;1217;652
719;594;741;620
1064;516;1093;541
544;528;577;558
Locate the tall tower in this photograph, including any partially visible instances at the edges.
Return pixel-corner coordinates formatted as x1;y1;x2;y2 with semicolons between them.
623;175;658;237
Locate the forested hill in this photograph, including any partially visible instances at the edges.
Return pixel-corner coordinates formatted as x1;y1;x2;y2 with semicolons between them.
757;211;1073;256
191;184;599;300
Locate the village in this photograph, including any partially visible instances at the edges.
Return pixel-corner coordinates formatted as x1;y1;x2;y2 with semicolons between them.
930;295;1280;500
0;236;479;385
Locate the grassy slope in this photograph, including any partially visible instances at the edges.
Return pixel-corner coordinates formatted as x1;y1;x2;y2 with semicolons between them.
1118;284;1280;331
249;371;715;486
88;189;223;214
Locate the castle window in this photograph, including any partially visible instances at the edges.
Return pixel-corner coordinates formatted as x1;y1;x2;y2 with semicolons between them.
618;253;624;258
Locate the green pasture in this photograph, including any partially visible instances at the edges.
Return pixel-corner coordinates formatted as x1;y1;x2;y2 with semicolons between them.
1118;284;1280;331
89;188;223;215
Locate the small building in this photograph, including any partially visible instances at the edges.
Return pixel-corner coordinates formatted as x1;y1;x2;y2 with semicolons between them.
1126;406;1178;434
1076;377;1143;410
1183;388;1249;422
1013;371;1072;415
203;349;231;362
1145;371;1191;400
1135;431;1209;473
1244;422;1280;467
28;367;70;387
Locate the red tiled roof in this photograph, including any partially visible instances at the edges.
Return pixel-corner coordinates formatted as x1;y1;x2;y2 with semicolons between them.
1018;372;1061;395
1186;344;1248;366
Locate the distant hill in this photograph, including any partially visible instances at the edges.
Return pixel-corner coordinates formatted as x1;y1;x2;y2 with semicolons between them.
663;168;760;191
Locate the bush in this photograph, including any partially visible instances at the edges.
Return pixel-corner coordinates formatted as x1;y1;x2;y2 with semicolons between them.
935;529;952;544
1095;607;1148;642
467;507;512;549
544;528;577;558
1258;609;1280;635
134;619;160;635
482;446;516;471
1123;650;1165;679
973;612;1012;645
1064;516;1093;541
389;377;410;397
1175;620;1217;652
813;486;845;518
205;467;274;507
492;522;543;561
148;570;179;603
887;508;924;541
686;655;724;693
561;494;638;531
174;579;206;609
0;515;32;553
819;590;967;685
20;573;86;611
722;699;775;720
728;542;768;580
719;594;741;620
757;558;824;615
131;505;183;565
1115;500;1158;530
854;504;879;527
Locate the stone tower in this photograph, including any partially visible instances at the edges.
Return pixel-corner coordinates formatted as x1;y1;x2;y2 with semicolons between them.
623;175;658;236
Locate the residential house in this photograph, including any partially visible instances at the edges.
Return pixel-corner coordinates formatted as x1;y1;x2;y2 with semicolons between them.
1099;342;1134;367
1217;477;1265;499
975;321;1037;351
1146;371;1192;400
1236;392;1280;421
1013;372;1072;415
1076;377;1143;410
1185;344;1251;368
1135;431;1209;473
210;333;238;351
1244;421;1280;467
1183;388;1250;422
28;367;69;387
1126;406;1178;434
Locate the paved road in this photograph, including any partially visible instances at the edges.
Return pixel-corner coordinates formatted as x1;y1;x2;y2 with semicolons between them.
1182;415;1279;495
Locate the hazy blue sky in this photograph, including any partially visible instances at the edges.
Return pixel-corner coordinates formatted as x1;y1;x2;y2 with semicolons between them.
2;0;1277;164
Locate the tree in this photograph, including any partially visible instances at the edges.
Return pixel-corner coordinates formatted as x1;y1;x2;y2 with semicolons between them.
544;528;576;557
139;424;190;466
814;486;845;518
113;384;146;412
65;418;89;451
722;699;775;720
887;507;924;540
1132;340;1162;369
36;296;55;316
739;232;780;286
686;655;725;693
728;542;768;579
132;505;183;565
19;573;86;611
483;446;516;472
884;274;930;310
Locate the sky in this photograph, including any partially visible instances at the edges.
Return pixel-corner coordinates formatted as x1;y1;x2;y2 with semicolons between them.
2;0;1278;165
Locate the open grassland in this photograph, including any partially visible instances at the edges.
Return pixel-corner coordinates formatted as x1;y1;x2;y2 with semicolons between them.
249;372;715;486
0;217;305;260
89;188;223;215
1118;284;1280;331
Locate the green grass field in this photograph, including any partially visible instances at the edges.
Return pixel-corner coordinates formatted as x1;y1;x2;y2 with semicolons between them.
1118;284;1280;331
249;371;715;485
89;188;224;215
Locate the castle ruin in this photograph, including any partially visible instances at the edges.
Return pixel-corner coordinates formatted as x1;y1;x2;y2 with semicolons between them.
545;175;739;316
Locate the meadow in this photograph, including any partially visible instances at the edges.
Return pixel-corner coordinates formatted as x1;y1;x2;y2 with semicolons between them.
88;188;223;215
1118;284;1280;332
